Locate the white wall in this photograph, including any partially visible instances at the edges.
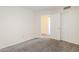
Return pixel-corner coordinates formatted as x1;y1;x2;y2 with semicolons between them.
61;7;79;44
0;7;37;49
34;13;41;37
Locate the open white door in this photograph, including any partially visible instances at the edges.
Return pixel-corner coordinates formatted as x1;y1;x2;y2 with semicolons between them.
50;13;61;40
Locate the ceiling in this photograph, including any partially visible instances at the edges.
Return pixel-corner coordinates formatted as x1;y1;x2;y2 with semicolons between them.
26;6;64;11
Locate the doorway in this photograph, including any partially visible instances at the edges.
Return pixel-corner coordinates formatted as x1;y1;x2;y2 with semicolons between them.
40;13;61;40
41;15;50;36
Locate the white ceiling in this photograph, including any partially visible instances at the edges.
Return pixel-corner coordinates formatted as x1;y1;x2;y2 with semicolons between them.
26;6;64;11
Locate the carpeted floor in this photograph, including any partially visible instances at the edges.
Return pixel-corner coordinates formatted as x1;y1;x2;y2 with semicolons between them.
0;38;79;52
